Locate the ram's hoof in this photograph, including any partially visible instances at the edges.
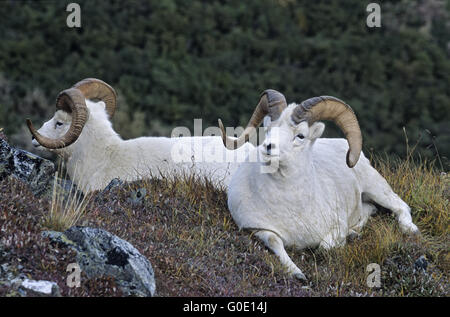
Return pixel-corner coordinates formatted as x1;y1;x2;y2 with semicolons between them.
411;228;422;238
401;222;420;236
292;271;307;281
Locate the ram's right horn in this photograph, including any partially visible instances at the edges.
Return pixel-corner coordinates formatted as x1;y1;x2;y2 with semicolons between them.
26;88;88;149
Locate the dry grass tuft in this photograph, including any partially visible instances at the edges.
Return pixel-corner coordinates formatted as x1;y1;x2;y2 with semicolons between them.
41;163;92;232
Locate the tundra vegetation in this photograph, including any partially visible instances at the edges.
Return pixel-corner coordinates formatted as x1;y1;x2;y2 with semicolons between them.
0;133;448;295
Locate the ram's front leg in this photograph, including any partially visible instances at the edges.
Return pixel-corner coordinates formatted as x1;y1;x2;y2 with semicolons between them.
255;230;307;281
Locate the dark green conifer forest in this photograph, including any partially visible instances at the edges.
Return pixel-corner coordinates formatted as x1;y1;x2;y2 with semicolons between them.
0;0;448;168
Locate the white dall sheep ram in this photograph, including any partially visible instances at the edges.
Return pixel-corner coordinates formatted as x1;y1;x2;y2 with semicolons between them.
27;78;253;193
218;90;419;280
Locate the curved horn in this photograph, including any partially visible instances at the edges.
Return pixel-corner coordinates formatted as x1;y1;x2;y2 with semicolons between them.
73;78;117;118
26;88;88;149
218;89;287;150
291;96;362;168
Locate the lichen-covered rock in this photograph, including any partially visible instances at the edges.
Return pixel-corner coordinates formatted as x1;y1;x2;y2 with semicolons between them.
414;255;428;272
102;178;124;193
43;227;156;297
95;178;124;207
20;279;61;297
0;138;55;197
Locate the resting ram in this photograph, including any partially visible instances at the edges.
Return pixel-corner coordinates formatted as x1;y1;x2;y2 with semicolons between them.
27;78;253;193
218;90;419;280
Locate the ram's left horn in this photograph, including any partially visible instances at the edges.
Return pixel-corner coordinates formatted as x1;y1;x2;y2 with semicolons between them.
219;89;287;150
291;96;362;168
73;78;117;118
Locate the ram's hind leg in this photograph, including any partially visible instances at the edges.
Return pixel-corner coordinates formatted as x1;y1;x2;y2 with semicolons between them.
255;230;307;281
363;169;419;234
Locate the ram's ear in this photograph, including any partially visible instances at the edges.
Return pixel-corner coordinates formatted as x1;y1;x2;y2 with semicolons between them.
309;122;325;141
263;115;271;127
97;101;106;109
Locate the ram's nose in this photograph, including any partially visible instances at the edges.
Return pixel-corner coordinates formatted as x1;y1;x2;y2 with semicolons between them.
263;142;276;155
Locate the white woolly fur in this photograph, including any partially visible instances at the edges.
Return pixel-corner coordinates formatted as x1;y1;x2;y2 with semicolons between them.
32;99;254;193
227;103;419;280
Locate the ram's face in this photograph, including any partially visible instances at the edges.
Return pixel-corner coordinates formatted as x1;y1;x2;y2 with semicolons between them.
31;110;72;150
260;113;325;166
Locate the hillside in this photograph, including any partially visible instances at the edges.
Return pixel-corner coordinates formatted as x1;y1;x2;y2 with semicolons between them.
1;142;448;296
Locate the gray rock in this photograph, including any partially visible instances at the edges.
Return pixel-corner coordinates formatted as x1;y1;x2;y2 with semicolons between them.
95;178;124;206
0;138;83;200
19;279;61;297
414;255;428;272
103;178;124;192
0;263;16;282
43;227;156;297
0;138;55;197
128;187;147;205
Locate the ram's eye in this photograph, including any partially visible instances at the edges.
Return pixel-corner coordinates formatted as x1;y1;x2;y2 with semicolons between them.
296;134;305;139
56;121;63;127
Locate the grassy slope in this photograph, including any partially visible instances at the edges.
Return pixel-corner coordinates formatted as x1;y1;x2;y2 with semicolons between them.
0;156;448;296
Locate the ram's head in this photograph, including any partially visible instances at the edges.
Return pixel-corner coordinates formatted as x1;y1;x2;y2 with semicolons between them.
218;90;362;168
27;78;116;151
